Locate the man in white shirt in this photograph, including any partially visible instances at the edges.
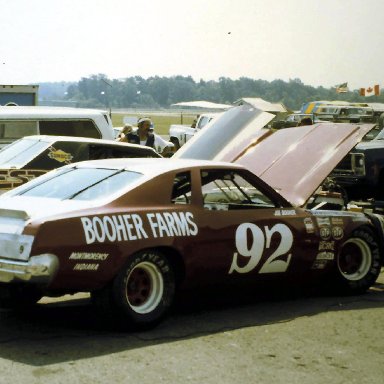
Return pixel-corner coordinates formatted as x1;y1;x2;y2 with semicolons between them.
120;117;173;155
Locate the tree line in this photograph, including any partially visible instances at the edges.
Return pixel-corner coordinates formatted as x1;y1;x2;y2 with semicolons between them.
38;74;384;111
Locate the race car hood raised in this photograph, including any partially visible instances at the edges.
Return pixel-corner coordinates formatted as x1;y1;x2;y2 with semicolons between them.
175;105;375;207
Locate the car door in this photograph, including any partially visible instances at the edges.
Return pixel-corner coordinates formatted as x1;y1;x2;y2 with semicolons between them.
183;168;319;288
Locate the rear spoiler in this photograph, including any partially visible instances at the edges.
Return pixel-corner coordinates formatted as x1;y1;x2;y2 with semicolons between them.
0;209;30;220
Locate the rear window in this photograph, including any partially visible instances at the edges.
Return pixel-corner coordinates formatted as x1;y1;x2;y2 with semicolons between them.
0;138;49;167
197;116;211;129
39;120;100;139
14;167;142;201
0;119;101;142
0;121;38;140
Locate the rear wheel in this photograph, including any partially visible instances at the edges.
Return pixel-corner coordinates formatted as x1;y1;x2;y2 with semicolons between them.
92;250;175;329
334;227;381;294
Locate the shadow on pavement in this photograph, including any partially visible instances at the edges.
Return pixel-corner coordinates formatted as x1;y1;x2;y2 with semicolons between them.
0;280;383;366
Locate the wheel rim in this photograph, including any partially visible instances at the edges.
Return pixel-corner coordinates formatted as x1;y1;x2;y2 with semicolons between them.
338;238;372;281
126;262;164;314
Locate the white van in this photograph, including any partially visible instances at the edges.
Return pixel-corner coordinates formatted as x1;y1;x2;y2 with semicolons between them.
0;106;114;147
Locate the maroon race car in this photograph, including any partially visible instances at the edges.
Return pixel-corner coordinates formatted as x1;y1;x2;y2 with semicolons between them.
0;142;382;329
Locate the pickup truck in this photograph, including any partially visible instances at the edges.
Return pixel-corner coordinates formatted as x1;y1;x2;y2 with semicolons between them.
169;112;222;149
331;125;384;200
0;106;115;148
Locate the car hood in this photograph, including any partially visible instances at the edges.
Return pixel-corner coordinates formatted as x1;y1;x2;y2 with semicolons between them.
175;106;374;207
174;105;276;162
234;123;375;207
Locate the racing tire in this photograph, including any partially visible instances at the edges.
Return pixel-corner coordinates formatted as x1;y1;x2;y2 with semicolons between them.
93;250;176;329
333;227;381;295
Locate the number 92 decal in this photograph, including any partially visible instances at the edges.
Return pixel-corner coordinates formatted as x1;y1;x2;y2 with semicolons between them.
229;223;293;274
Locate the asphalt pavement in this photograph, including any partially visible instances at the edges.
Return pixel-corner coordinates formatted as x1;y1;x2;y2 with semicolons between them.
0;272;383;383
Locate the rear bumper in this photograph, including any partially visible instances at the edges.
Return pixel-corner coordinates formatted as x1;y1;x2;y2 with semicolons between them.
0;254;59;284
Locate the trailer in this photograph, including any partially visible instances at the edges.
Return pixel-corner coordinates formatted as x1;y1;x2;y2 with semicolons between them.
0;84;39;106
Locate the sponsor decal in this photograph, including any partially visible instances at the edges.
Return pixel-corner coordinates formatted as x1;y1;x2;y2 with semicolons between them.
316;251;334;260
274;209;296;216
48;146;73;163
311;260;328;270
318;241;335;251
81;211;198;244
139;251;170;274
331;217;344;226
304;218;315;234
332;226;344;240
69;252;109;261
73;263;99;271
0;169;46;189
229;222;293;274
319;226;331;240
311;210;352;217
316;217;331;226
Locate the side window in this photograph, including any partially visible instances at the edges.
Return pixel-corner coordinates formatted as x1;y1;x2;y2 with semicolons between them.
88;144;157;160
197;116;209;129
171;171;192;205
108;146;158;159
201;169;276;211
39;120;101;139
89;144;113;160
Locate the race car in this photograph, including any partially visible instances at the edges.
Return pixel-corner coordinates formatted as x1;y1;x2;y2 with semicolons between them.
0;135;160;192
0;153;382;329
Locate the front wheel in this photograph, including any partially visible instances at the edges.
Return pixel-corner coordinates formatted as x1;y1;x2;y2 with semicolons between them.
334;227;381;294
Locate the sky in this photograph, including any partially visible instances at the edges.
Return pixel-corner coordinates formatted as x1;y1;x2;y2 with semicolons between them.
0;0;383;90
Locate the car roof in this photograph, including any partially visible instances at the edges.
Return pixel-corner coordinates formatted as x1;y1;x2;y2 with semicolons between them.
21;135;152;148
0;106;108;118
73;157;244;176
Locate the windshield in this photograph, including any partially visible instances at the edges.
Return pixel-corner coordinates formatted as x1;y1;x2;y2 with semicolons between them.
374;128;384;140
14;167;143;201
0;138;49;167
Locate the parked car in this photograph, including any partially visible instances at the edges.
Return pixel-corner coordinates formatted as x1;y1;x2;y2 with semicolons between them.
0;106;115;148
332;127;384;200
0;135;160;192
0;137;382;329
314;105;374;123
271;113;324;129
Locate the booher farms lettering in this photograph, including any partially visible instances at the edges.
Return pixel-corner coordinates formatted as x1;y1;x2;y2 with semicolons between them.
81;212;198;244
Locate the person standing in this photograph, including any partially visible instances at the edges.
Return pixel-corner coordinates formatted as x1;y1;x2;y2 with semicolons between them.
116;123;133;141
121;117;173;155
